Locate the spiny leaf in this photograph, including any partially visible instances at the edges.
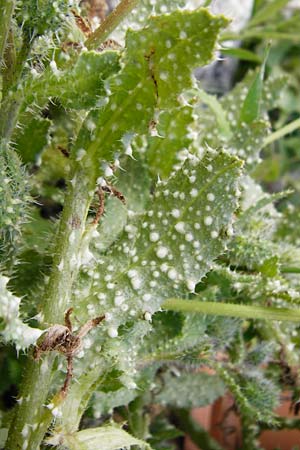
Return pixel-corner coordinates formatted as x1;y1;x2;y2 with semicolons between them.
112;0;187;44
228;120;269;168
216;365;279;424
146;106;195;178
75;149;242;333
140;310;208;362
198;266;300;314
195;74;286;168
0;146;30;254
24;50;120;110
15;0;70;36
92;157;151;253
58;322;152;433
237;190;292;228
228;178;286;273
0;275;43;350
46;424;153;450
75;9;228;163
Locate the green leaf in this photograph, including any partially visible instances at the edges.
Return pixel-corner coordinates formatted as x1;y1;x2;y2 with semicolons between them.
146;106;195;178
0;275;43;350
237;190;292;229
58;322;152;433
112;0;187;44
230;120;269;168
194;74;286;169
15;0;70;35
154;371;225;408
0;146;30;254
228;180;289;272
47;424;153;450
221;47;262;63
239;44;270;124
276;204;300;246
140;310;208;363
76;149;242;331
75;9;228;163
92;157;151;253
24;51;120;110
216;366;279;424
196;88;232;139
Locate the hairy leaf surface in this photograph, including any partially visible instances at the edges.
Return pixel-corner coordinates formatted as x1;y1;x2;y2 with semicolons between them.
76;149;242;333
75;9;228;164
47;425;152;450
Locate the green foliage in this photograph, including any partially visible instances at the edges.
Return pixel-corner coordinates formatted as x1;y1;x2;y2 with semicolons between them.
1;1;300;449
0;146;30;258
24;50;121;110
73;8;228;167
46;424;153;450
0;275;43;350
74;149;241;333
15;0;71;36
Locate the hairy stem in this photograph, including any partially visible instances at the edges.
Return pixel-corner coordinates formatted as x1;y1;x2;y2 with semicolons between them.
85;0;140;50
162;298;300;323
5;355;57;450
42;165;95;323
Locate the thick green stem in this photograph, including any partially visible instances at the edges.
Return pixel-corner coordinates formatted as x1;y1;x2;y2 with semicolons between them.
42;165;95;323
221;29;300;42
6;355;57;450
6;163;96;449
162;299;300;323
281;266;300;274
0;0;15;67
85;0;140;50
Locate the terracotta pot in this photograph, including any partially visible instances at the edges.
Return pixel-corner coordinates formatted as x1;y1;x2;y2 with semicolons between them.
185;391;300;450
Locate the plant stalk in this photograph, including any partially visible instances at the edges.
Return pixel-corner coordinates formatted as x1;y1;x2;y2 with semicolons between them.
6;0;142;445
281;266;300;274
85;0;140;50
162;299;300;323
5;355;57;450
221;29;300;42
262;118;300;149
